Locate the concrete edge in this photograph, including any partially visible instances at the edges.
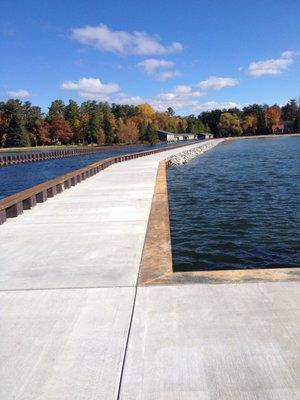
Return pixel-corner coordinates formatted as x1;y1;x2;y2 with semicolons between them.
138;159;300;286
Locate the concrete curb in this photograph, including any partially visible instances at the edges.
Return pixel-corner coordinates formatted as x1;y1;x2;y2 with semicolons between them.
138;160;300;286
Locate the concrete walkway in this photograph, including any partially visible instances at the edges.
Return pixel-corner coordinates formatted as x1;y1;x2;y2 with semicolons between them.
0;141;299;399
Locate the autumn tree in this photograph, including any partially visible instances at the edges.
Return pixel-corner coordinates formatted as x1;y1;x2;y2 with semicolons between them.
178;119;188;133
242;115;258;135
48;115;72;144
1;97;299;148
218;112;242;137
116;118;139;144
0;110;8;146
35;121;51;145
137;103;155;118
265;105;281;133
242;104;268;135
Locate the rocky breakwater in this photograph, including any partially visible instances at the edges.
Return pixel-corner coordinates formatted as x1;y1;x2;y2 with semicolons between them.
168;139;224;166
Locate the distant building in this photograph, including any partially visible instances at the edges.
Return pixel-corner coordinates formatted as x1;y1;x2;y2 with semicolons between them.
157;130;198;142
272;121;294;134
182;133;198;141
197;132;214;140
157;130;176;142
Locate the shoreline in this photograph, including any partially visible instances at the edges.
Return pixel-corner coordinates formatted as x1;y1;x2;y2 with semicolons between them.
1;132;299;153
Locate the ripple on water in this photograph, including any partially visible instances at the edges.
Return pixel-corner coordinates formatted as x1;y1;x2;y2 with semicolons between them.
168;136;300;271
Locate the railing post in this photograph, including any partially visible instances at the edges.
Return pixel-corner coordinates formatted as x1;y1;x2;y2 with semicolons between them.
63;179;69;189
0;210;6;225
23;195;37;210
56;183;64;193
6;201;23;218
47;186;57;198
36;190;47;203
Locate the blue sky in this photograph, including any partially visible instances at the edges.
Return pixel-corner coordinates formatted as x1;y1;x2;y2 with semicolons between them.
1;0;300;115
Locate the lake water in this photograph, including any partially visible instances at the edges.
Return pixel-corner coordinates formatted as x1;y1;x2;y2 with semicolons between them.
168;136;300;271
0;141;194;200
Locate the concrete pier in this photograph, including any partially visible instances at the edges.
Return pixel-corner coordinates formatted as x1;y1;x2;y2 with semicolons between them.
0;141;299;399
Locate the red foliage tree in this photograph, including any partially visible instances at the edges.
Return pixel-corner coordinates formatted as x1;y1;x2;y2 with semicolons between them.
35;121;51;145
0;110;8;146
48;115;73;144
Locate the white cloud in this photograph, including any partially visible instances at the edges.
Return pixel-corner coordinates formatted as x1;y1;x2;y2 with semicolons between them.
137;58;174;73
150;84;204;111
156;70;181;81
113;93;144;105
60;77;120;100
59;76;241;114
194;101;242;112
71;24;183;55
6;89;30;98
281;50;296;59
248;51;298;77
148;83;242;112
137;58;180;81
172;85;202;96
197;76;239;90
147;82;241;112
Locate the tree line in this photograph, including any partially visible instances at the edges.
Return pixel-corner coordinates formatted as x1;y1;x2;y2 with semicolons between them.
0;98;299;148
202;99;300;137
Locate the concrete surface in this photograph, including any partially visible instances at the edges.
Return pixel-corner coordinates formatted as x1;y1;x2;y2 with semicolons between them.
0;287;134;400
120;283;300;400
0;141;299;399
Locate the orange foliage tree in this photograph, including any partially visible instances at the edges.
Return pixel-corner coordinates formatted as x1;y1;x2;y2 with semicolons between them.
242;115;258;135
265;105;281;133
116;118;139;143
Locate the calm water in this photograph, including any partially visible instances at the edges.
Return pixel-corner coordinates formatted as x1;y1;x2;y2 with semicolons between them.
168;136;300;271
0;141;193;200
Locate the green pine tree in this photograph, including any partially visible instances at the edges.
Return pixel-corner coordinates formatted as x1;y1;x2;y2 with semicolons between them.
103;113;115;144
5;111;30;147
294;113;300;132
145;122;157;145
88;113;101;144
